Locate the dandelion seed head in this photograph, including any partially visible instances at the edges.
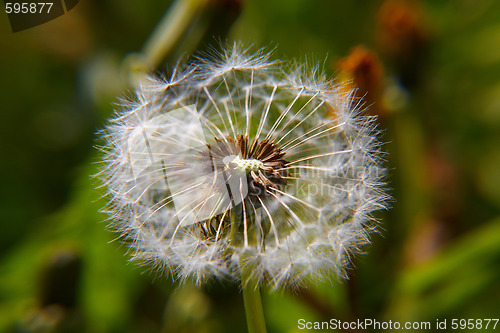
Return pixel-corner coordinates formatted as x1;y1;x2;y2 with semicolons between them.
98;43;388;289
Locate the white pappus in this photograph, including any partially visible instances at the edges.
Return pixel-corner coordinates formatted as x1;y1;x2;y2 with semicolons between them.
98;43;388;290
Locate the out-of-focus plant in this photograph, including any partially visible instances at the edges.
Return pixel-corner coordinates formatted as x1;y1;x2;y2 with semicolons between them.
1;0;500;332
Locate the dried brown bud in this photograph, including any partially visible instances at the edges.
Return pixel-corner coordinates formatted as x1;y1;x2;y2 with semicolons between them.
337;46;386;117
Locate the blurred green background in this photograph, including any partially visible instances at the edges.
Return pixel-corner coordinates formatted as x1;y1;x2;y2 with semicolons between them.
1;0;500;332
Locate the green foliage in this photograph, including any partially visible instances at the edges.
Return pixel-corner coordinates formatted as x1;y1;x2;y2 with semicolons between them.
1;0;499;332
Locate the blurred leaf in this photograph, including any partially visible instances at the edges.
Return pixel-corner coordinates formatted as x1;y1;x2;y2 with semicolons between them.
0;162;146;332
385;217;500;321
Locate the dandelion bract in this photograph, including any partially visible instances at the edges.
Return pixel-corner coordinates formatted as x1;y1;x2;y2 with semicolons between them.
99;44;387;289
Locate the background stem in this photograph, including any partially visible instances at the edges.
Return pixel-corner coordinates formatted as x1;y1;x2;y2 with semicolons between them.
142;0;206;69
123;0;207;86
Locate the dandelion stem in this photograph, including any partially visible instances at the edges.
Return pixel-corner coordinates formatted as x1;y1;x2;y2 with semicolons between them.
229;206;239;245
242;282;267;333
231;201;267;332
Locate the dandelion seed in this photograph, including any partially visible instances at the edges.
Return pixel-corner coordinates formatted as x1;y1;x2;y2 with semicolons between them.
98;43;388;289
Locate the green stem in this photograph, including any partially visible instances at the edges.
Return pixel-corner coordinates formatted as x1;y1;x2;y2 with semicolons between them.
242;283;267;333
229;207;239;245
123;0;207;85
141;0;206;69
236;201;266;333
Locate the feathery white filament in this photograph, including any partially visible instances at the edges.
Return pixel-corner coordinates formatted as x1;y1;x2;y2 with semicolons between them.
98;43;388;289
